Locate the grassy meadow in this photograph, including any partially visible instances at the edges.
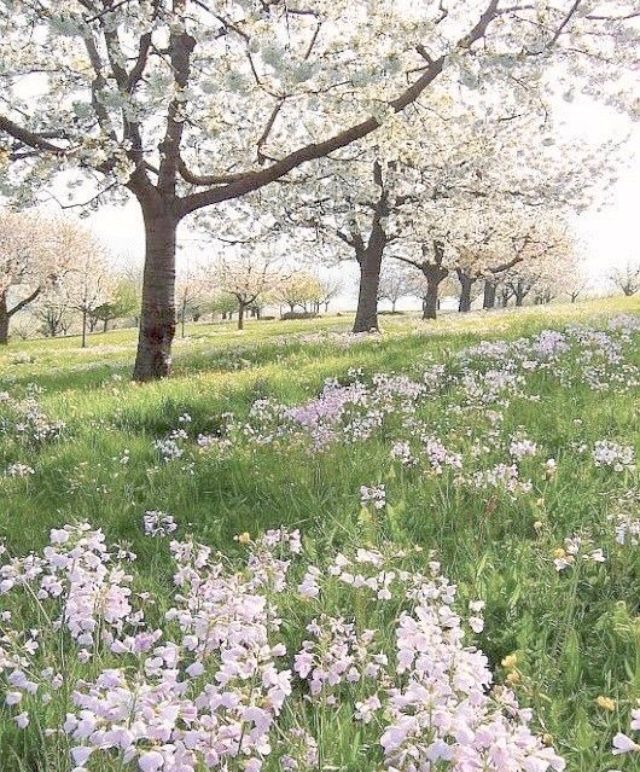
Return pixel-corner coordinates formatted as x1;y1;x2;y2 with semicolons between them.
1;295;640;771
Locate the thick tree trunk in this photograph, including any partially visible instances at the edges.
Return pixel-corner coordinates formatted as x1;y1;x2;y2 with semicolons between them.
238;303;245;330
422;282;439;320
421;261;448;320
458;272;474;313
0;293;9;345
483;280;497;310
422;275;440;321
103;318;108;333
353;243;383;333
81;309;87;348
133;205;178;381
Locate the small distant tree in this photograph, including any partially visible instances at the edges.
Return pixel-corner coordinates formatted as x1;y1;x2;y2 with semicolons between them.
274;272;322;315
566;276;590;304
65;248;114;348
316;276;341;314
210;292;238;321
217;252;284;331
378;264;411;313
610;262;640;297
92;278;139;332
176;268;209;338
0;212;75;344
35;286;72;338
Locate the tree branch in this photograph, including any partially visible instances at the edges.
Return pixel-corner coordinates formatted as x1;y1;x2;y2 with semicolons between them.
8;286;42;317
0;115;68;155
177;0;500;215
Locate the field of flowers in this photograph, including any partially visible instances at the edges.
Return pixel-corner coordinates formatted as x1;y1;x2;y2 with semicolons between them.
1;298;639;771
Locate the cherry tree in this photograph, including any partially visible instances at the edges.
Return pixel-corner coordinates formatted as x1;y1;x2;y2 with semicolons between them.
64;245;115;347
273;272;323;315
2;2;637;377
0;0;509;378
452;210;570;312
176;266;210;337
217;250;284;330
91;277;139;331
498;228;576;306
314;274;342;314
0;212;77;344
378;263;412;313
34;288;73;338
610;261;640;297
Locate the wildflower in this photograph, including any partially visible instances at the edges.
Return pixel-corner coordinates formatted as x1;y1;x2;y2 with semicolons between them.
142;511;177;537
592;440;635;472
613;733;640;754
502;653;518;669
4;462;35;478
235;531;251;545
360;484;386;510
595;695;616;711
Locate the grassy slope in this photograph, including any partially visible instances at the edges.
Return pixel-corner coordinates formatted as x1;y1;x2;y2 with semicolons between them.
1;294;640;770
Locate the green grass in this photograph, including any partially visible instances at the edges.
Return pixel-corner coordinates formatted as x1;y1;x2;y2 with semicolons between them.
1;294;640;770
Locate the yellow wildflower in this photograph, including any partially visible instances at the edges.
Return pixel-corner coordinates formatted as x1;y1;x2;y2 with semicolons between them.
595;695;616;711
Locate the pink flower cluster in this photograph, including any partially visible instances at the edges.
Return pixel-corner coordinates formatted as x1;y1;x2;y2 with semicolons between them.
0;524;566;771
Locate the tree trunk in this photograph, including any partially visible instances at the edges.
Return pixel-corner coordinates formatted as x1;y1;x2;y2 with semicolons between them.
457;272;474;313
422;282;439;320
238;302;245;330
103;318;108;333
421;262;448;320
515;280;525;307
133;205;178;381
0;293;9;345
353;243;383;333
181;299;186;338
81;309;87;348
483;280;497;310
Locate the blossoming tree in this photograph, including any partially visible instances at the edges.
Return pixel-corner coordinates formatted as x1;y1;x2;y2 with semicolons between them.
216;249;285;330
63;242;116;346
2;2;637;375
0;0;506;377
0;212;84;344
